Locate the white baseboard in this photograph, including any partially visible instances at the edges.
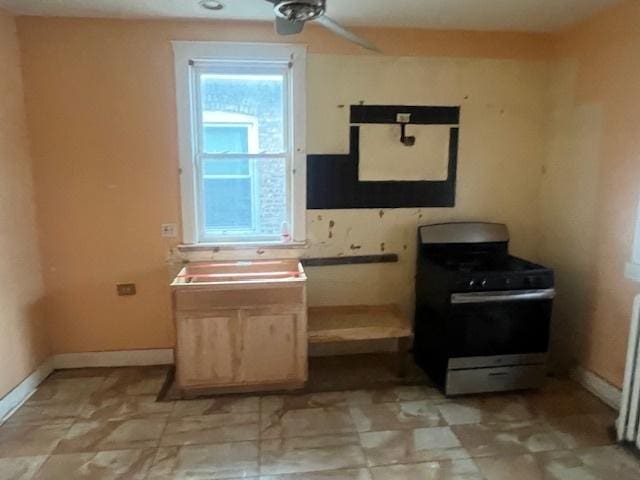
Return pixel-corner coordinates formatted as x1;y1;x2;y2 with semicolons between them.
0;358;54;424
52;348;174;369
570;366;622;410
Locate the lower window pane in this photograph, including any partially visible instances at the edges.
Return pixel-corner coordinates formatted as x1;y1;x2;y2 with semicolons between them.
201;157;288;240
203;178;252;231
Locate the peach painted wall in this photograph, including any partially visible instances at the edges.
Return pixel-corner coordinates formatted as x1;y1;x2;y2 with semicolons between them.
9;5;640;390
16;16;557;355
0;9;49;399
539;0;640;387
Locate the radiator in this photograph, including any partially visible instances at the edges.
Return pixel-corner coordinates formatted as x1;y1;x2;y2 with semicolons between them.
618;294;640;447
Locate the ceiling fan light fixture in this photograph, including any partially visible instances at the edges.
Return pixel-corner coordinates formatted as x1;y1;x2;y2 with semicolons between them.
199;0;225;11
274;0;324;22
267;0;378;51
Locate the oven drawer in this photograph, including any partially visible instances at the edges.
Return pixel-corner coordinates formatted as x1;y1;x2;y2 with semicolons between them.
445;364;547;395
448;353;547;370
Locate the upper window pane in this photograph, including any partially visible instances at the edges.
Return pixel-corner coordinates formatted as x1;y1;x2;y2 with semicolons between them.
199;72;285;154
203;125;249;153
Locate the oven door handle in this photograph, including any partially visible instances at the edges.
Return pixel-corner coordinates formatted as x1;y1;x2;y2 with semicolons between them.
451;289;555;304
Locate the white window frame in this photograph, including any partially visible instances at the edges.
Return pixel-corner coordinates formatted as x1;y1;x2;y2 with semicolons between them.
172;41;307;246
626;195;640;282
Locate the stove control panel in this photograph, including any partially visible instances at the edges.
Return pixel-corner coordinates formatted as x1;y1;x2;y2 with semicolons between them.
458;273;553;292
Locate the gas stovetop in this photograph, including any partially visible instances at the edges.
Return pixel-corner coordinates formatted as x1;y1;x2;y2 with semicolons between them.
427;255;553;292
417;222;554;293
432;255;542;273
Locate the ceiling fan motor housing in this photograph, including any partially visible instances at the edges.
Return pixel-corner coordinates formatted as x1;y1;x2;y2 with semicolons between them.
274;0;326;22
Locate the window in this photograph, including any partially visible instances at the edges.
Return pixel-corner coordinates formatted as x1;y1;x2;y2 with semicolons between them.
173;42;306;244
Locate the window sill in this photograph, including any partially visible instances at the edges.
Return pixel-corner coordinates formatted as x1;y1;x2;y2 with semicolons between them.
177;241;308;252
625;262;640;283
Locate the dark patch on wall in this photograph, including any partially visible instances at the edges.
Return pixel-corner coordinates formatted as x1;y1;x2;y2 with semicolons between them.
307;105;460;210
302;254;399;267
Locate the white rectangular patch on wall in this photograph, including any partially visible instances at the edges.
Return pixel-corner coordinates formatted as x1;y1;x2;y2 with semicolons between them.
358;124;451;181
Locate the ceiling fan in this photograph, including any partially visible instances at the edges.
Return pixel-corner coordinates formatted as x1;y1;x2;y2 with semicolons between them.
265;0;379;52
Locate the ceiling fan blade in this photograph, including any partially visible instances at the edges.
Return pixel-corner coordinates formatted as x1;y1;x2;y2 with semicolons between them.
315;15;379;52
275;16;305;35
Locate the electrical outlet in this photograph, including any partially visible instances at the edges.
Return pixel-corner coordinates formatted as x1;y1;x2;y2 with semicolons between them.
117;283;136;296
396;113;411;123
161;223;177;238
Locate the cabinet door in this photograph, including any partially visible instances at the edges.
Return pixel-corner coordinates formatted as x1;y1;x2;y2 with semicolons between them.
176;311;239;388
239;309;307;384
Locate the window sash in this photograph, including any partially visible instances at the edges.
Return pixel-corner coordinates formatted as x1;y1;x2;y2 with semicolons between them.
191;64;290;157
173;41;306;246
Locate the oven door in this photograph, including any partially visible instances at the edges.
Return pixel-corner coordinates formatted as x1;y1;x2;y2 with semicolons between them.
448;289;554;359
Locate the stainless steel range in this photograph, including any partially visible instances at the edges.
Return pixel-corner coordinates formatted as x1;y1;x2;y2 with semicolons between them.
413;222;555;395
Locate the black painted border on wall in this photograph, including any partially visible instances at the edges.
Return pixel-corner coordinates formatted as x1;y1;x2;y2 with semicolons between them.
307;126;459;209
307;105;460;210
351;105;460;125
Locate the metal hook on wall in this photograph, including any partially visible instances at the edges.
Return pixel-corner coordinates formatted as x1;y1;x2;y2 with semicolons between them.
399;123;416;147
397;112;415;147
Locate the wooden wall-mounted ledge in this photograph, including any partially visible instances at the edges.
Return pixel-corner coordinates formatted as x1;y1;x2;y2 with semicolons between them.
301;254;399;267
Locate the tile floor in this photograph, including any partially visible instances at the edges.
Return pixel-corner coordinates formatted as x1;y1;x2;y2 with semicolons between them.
0;365;639;479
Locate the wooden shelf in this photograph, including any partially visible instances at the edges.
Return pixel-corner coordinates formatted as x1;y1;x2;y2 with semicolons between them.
308;305;412;344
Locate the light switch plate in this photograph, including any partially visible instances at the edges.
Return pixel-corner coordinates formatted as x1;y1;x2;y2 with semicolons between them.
161;223;177;238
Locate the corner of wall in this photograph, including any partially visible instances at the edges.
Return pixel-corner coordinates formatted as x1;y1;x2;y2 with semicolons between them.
0;8;51;400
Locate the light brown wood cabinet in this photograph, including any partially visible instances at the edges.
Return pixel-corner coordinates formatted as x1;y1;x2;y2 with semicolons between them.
171;260;307;393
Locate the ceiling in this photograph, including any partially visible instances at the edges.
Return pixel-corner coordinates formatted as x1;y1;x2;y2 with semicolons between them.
0;0;620;32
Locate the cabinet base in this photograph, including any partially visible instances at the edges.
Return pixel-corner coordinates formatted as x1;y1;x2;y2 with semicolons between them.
177;379;306;398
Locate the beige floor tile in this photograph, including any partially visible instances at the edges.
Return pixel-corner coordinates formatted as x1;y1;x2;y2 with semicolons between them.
573;445;640;479
261;392;375;413
522;386;614;419
350;401;444;433
360;426;470;466
28;377;106;405
0;422;71;458
53;418;167;453
260;386;444;413
0;456;48;480
436;394;534;426
47;368;116;380
5;377;106;426
544;413;616;449
477;446;640;480
260;468;372;479
1;369;631;480
172;396;259;417
33;448;156;480
4;401;87;426
261;406;356;439
475;452;548;480
147;442;259;479
452;420;569;458
80;394;174;421
161;412;259;446
260;434;367;475
369;458;483;480
368;386;447;405
97;366;169;397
